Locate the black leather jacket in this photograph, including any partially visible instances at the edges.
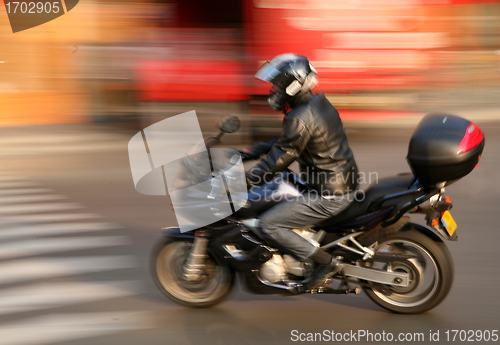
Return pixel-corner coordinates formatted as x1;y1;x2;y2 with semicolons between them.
247;93;359;196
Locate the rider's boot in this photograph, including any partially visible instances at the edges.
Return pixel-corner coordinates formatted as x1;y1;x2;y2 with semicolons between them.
306;249;343;290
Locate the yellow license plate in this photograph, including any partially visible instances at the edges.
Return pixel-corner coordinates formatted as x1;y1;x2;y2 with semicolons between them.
441;210;457;236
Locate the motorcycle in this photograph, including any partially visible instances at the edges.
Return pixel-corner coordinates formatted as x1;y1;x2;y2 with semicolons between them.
151;114;484;314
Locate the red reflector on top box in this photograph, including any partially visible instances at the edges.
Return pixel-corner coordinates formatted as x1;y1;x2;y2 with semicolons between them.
457;123;484;154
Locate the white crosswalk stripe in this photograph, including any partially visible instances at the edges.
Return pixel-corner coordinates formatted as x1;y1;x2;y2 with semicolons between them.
0;177;151;344
0;236;131;260
0;222;120;239
0;213;101;224
0;195;67;204
0;203;83;214
0;281;141;316
0;312;153;345
0;256;138;285
0;181;39;188
0;188;52;196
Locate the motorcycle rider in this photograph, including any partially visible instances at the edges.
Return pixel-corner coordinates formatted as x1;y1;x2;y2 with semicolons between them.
246;54;360;290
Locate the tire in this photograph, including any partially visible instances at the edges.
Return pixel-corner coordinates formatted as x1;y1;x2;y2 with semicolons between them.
151;238;235;308
362;225;454;314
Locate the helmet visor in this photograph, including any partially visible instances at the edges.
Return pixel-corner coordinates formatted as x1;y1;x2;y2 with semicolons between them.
255;62;281;82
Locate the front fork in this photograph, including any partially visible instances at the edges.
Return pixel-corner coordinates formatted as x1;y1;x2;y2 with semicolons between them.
183;237;208;281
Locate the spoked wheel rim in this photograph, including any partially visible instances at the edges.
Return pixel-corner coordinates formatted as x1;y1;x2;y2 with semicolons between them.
156;241;230;304
369;239;440;308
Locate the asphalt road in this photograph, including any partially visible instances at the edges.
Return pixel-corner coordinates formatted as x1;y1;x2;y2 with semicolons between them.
0;121;498;345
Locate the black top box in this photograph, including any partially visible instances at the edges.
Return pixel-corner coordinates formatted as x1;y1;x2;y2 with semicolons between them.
407;114;484;186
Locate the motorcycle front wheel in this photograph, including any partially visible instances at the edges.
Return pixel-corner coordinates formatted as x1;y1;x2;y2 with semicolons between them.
152;239;235;308
362;225;454;314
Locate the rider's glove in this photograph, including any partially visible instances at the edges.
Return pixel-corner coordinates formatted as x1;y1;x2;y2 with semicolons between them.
238;148;260;161
239;137;279;161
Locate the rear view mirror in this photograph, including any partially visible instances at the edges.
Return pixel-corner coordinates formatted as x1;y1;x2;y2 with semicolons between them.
218;115;241;133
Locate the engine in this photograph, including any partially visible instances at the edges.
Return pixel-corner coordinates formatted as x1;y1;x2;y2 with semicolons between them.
259;227;324;283
259;255;288;283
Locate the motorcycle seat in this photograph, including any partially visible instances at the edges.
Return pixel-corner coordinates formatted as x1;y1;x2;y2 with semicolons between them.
318;173;416;228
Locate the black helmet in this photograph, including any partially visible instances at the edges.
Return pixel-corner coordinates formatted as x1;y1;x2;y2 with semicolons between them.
255;54;318;112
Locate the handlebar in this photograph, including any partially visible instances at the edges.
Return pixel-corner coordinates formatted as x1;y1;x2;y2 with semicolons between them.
204;131;225;149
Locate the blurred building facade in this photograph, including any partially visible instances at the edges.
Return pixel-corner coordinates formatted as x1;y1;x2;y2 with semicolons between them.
0;0;499;134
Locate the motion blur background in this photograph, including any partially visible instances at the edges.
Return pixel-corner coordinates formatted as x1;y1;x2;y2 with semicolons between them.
1;0;499;137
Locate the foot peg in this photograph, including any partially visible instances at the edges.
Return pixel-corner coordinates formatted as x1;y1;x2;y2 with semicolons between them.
284;280;304;294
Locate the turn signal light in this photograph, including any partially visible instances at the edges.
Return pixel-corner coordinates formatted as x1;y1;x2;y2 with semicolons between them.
195;230;206;238
431;219;439;227
444;196;452;203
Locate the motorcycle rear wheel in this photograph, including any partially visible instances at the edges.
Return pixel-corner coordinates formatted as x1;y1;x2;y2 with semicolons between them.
152;239;235;308
362;226;454;314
